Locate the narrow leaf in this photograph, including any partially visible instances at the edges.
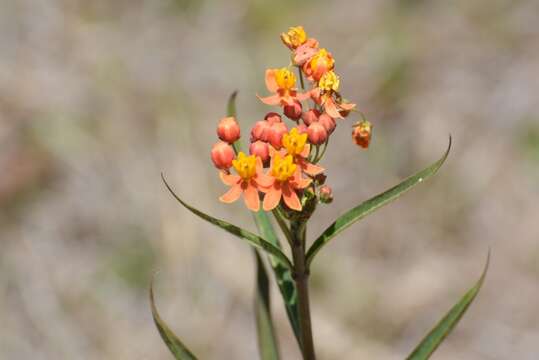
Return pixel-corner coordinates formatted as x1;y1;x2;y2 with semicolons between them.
161;173;293;270
253;209;301;345
306;137;451;267
254;251;280;360
406;250;490;359
150;279;198;360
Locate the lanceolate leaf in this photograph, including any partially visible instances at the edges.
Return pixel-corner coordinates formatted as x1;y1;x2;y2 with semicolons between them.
253;209;301;344
225;91;301;345
254;251;280;360
150;279;198;360
406;250;490;360
161;173;293;270
306;137;451;268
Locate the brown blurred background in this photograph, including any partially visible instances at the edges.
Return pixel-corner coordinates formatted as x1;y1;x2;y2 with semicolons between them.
1;0;538;359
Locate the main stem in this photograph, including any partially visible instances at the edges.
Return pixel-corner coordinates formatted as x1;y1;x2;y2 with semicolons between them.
291;219;316;360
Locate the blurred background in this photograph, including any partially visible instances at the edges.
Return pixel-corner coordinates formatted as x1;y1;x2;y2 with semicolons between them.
1;0;538;359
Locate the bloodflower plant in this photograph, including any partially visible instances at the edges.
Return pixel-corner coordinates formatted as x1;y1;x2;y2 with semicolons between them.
154;26;489;360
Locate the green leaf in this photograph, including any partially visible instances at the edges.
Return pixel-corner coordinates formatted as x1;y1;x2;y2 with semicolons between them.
306;137;451;268
224;90;301;345
161;173;293;270
254;251;280;360
253;209;301;345
406;250;490;360
150;279;198;360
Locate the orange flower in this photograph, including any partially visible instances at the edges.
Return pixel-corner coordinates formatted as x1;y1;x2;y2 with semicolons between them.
258;68;310;106
280;127;324;177
303;48;335;81
352;120;373;149
260;153;311;211
281;26;307;50
313;71;356;119
219;152;272;211
292;38;319;66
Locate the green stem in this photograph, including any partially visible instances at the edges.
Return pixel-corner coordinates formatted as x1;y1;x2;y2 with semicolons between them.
297;66;305;90
291;219;315;360
272;208;294;246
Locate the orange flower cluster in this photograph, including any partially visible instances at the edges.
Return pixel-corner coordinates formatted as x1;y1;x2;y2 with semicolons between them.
211;26;373;212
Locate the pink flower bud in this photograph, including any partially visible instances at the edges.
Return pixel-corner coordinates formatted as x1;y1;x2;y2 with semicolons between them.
251;120;270;142
307;122;328;145
319;113;336;134
296;123;308;134
301;108;320;126
264;112;282;124
319;185;333;204
284;101;303;120
268;122;288;149
249;140;270;165
217;117;241;144
211;141;235;170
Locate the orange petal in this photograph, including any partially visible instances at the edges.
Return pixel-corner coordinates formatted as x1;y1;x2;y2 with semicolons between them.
324;98;342;119
282;182;302;211
296;91;311;102
265;69;278;92
257;94;281;106
219;172;241;186
302;161;324;176
243;181;260;212
299;144;310;158
255;173;274;189
340;102;356;111
219;183;242;203
263;184;282;211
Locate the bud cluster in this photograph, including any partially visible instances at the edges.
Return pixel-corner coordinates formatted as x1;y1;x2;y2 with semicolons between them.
210;26;374;212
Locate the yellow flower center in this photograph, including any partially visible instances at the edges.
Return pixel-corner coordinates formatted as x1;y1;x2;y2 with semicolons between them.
275;68;296;91
319;70;340;92
310;48;334;71
282;26;307;48
282;128;308;156
271;154;297;182
232;152;257;180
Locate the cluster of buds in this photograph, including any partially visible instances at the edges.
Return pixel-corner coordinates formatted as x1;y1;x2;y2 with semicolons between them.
210;26;374;212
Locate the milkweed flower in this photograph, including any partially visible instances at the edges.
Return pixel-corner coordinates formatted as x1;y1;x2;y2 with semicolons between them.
249;140;270;165
258;68;309;106
281;26;307;50
292;38;320;66
260;153;311;211
314;71;356;119
303;48;335;81
307;122;328;145
352;120;373;149
219;152;272;211
281;127;324;176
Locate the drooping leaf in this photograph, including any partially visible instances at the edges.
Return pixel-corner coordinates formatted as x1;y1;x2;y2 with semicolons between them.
406;250;490;359
150;279;198;360
253;209;301;345
225;91;301;344
306;137;451;267
161;173;293;270
254;251;280;360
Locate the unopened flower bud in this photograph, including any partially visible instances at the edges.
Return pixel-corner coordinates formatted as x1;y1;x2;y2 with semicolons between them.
249;140;270;165
284;101;303;120
251;120;270;142
319;185;333;204
211;141;235;170
307;122;328;145
352;120;373;149
268;122;288;149
314;173;327;185
217;116;241;144
302;108;320;126
319;113;336;134
264;112;282;124
296;123;308;134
